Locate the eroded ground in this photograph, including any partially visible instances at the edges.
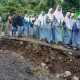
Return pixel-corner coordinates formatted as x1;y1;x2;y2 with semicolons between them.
0;38;80;80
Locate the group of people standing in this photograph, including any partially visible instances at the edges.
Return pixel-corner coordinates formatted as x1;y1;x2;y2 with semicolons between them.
1;5;80;50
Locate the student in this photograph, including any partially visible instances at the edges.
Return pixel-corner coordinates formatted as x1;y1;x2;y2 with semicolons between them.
72;15;80;50
38;11;46;41
71;13;75;30
44;8;55;43
29;14;35;36
63;12;72;47
23;14;30;37
17;12;23;38
12;13;17;37
54;5;64;44
33;15;40;37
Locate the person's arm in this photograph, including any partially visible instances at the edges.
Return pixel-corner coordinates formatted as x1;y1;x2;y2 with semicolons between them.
45;15;51;23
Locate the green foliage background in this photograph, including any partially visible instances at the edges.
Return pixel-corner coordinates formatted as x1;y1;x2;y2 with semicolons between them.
0;0;80;16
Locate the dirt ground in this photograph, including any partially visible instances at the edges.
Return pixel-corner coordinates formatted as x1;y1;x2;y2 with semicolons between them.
0;38;80;80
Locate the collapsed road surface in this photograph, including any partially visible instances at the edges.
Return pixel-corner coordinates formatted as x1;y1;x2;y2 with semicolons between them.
0;37;80;80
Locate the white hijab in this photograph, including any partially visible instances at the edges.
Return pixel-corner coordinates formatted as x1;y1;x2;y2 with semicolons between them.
38;11;45;21
54;5;64;24
64;12;71;29
24;14;29;22
47;8;54;20
38;11;45;26
70;13;75;28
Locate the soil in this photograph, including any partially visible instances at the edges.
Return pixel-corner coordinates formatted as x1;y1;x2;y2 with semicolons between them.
0;38;80;80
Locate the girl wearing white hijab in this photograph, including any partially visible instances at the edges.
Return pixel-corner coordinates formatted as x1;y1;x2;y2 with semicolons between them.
72;15;80;50
44;8;55;43
54;5;64;44
23;14;30;37
71;13;75;28
63;12;72;47
38;11;46;41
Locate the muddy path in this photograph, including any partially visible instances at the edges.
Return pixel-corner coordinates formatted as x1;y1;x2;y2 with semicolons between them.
0;38;80;79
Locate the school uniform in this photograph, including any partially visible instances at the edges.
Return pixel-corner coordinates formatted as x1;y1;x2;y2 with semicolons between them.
72;16;80;49
38;13;46;40
33;18;40;37
44;13;54;42
63;12;72;45
53;5;64;44
29;17;35;36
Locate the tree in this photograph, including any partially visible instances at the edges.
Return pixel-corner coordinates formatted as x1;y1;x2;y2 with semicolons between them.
0;0;80;15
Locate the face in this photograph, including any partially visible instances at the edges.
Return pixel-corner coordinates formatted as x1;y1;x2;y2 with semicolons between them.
42;12;45;16
19;13;22;16
71;16;74;19
7;14;10;17
32;15;34;18
68;13;71;18
35;16;38;19
26;14;28;17
13;14;16;17
50;10;54;14
58;6;62;11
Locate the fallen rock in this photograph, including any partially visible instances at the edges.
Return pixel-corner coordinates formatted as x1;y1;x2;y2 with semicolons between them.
72;76;79;80
41;63;46;67
45;58;50;64
56;71;71;78
69;52;73;55
64;71;71;77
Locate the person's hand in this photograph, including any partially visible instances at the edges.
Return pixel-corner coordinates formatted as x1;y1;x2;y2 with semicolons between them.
51;20;54;23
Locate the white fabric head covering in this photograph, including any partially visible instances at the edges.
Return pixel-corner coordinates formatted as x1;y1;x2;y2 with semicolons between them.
65;12;71;18
70;13;75;28
38;11;45;21
24;14;29;21
38;11;45;26
47;8;54;20
48;8;53;13
64;12;72;29
54;5;64;24
71;13;75;18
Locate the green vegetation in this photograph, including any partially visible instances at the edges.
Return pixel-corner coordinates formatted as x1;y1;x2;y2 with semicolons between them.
0;0;80;16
